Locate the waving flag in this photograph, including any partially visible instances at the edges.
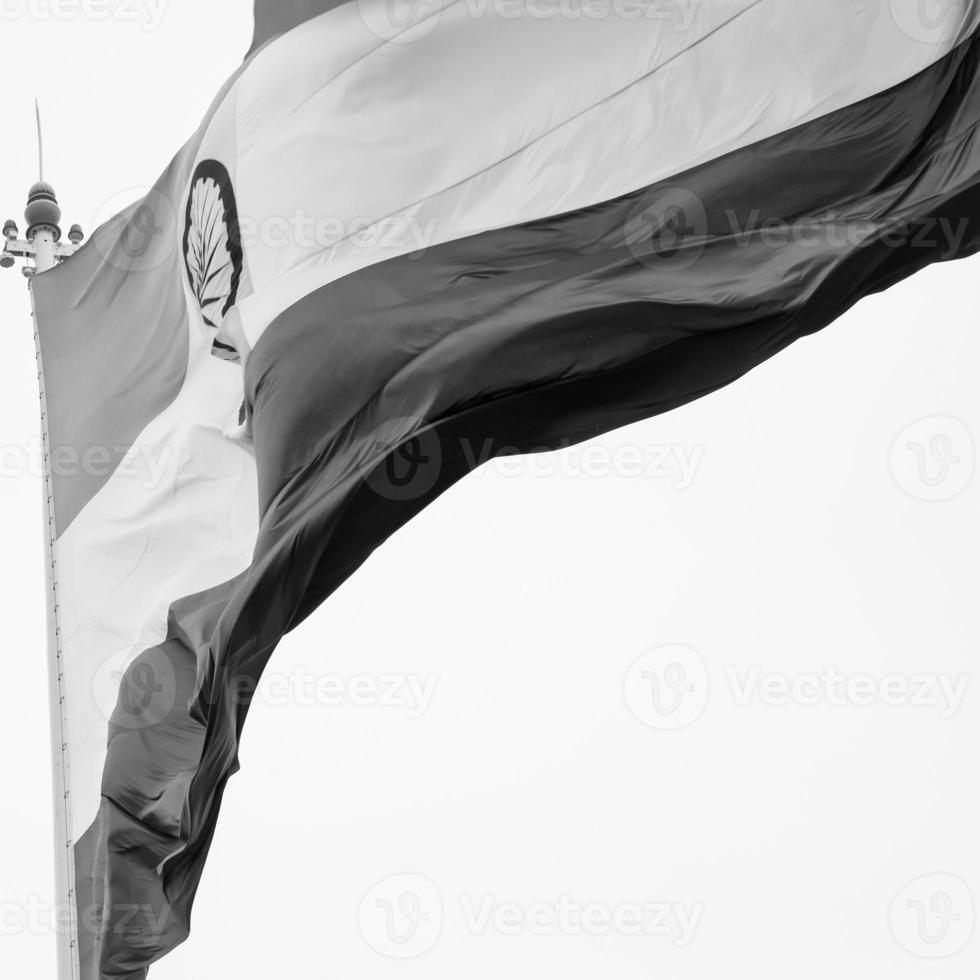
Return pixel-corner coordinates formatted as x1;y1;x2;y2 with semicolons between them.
33;1;980;976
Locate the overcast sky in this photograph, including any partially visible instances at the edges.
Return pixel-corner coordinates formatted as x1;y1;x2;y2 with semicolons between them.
2;4;979;979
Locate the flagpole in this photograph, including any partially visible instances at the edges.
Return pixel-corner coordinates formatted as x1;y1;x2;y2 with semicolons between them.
3;109;85;980
31;275;79;980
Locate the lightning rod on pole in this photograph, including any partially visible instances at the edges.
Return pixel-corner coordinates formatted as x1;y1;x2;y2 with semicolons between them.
36;98;44;183
2;102;84;278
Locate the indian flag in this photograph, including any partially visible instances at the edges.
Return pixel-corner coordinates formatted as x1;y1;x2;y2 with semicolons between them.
32;0;980;976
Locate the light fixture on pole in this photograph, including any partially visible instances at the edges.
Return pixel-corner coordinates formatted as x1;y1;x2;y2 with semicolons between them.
1;101;84;278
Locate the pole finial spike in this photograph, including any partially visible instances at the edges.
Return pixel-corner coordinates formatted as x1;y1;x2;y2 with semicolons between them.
35;98;44;183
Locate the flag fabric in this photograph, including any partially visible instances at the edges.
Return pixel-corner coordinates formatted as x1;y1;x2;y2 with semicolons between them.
33;1;980;976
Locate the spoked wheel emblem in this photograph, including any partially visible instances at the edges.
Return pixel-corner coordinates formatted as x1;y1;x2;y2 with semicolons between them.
183;159;244;361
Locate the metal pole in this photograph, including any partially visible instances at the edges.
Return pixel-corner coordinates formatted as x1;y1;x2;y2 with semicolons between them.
2;120;86;978
30;275;79;980
32;227;57;274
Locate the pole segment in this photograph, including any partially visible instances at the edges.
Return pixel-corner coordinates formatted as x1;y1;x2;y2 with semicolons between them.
3;115;86;978
30;274;80;980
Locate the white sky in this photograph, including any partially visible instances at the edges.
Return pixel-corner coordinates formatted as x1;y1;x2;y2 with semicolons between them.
2;4;980;978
